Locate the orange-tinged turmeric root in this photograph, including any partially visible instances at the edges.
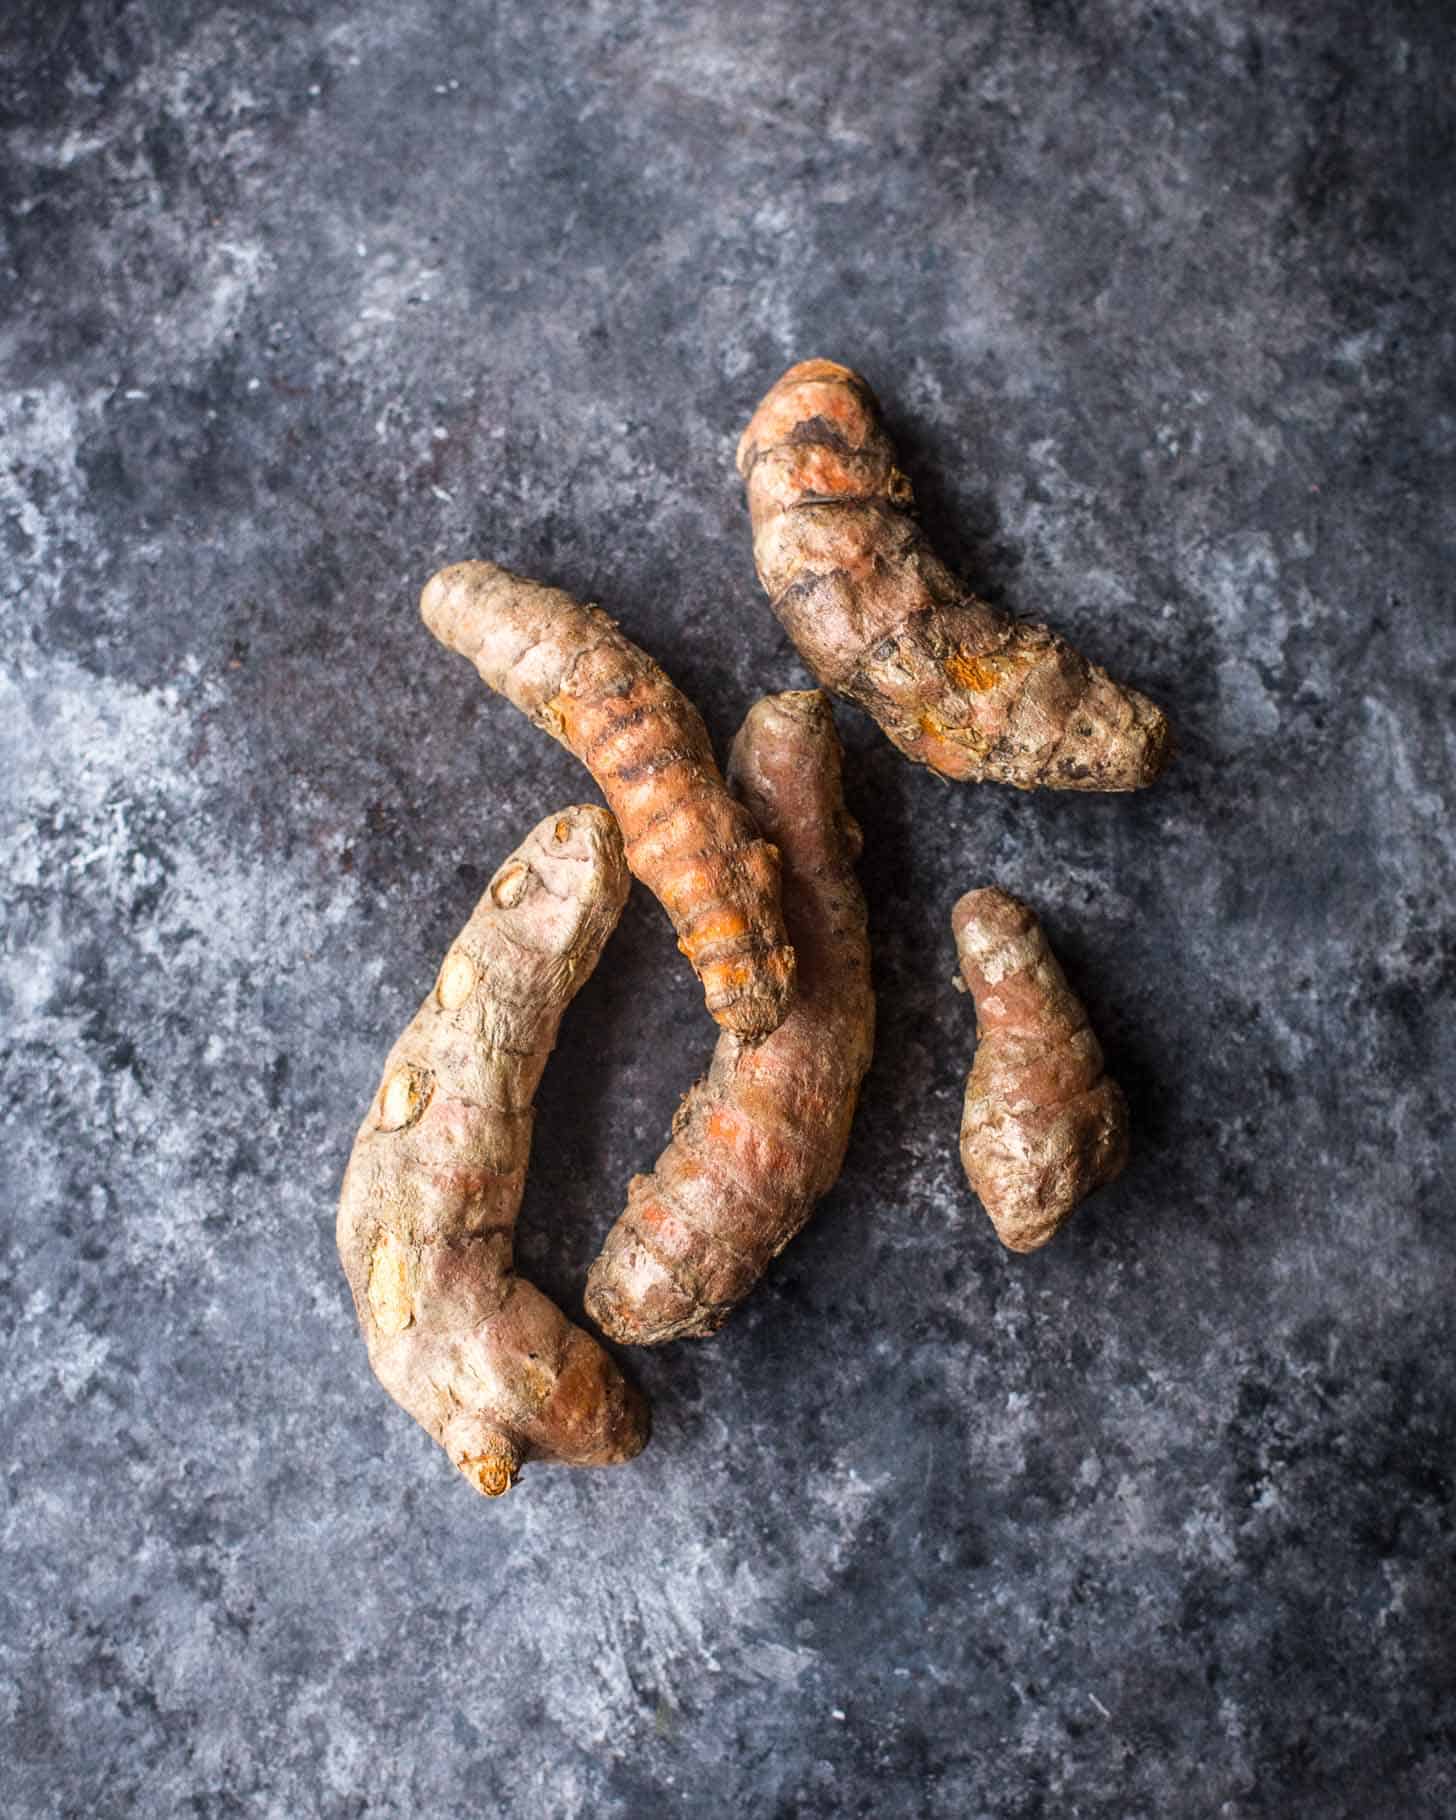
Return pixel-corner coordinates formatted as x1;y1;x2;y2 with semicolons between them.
737;360;1172;791
954;886;1129;1252
422;560;796;1040
585;690;874;1343
336;806;649;1497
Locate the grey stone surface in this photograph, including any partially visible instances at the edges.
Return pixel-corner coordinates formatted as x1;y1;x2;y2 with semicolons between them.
3;1;1453;1814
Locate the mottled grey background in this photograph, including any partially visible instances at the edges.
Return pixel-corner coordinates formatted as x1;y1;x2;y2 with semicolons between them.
3;1;1453;1815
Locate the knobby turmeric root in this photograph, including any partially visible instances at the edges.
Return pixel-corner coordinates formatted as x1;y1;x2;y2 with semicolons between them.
737;360;1171;791
585;690;874;1344
336;806;649;1497
421;560;796;1040
954;887;1129;1252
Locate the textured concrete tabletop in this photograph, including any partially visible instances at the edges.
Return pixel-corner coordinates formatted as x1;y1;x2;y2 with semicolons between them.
3;3;1453;1815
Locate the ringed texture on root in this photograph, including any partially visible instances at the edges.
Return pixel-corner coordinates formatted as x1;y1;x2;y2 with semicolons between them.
336;805;649;1497
737;359;1172;791
586;690;874;1343
422;560;796;1040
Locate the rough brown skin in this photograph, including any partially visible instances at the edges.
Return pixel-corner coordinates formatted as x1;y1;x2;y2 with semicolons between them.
585;690;874;1344
336;805;649;1498
737;359;1172;791
954;887;1130;1252
421;560;796;1040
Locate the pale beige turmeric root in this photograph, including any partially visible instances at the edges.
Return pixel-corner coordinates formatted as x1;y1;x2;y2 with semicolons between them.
954;887;1129;1252
585;690;874;1343
737;360;1171;791
421;560;796;1040
336;805;649;1497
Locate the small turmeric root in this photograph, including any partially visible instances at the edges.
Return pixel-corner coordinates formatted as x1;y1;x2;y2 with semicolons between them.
737;360;1171;791
586;690;874;1344
336;806;649;1497
421;560;796;1040
954;887;1129;1252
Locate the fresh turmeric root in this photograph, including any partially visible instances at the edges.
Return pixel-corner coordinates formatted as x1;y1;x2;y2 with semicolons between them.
737;360;1171;791
954;887;1129;1252
336;805;649;1497
585;690;874;1344
421;561;796;1040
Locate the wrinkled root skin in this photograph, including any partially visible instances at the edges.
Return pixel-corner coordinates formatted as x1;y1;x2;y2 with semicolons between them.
737;359;1172;792
953;886;1129;1252
586;691;875;1343
336;806;649;1497
421;560;796;1039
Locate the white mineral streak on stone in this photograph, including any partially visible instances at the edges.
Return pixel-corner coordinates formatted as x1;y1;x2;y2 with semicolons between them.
0;387;97;574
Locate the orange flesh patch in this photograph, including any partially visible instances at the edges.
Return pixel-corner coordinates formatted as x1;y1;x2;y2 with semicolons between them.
652;853;723;918
944;650;1005;694
634;1193;678;1236
742;372;872;462
705;1107;740;1144
684;905;751;949
700;1099;802;1186
779;445;873;499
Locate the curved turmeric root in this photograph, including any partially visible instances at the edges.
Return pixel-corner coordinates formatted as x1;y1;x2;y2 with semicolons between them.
737;360;1171;791
336;806;649;1497
954;887;1129;1252
421;560;796;1040
586;690;874;1344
